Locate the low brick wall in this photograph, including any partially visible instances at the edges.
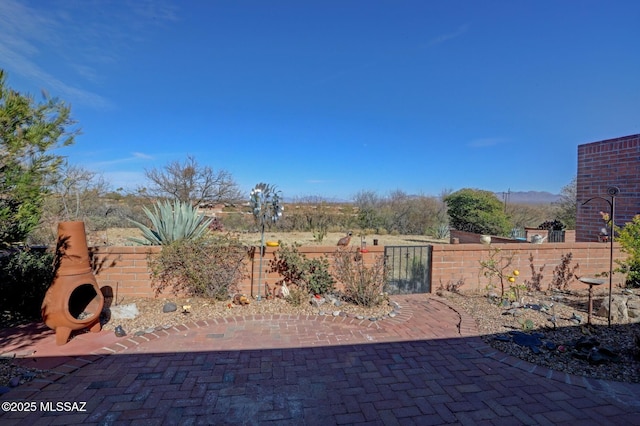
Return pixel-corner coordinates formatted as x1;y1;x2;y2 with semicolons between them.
90;242;624;299
91;245;385;299
431;242;624;293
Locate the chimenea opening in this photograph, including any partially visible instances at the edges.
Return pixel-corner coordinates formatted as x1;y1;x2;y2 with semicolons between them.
68;283;101;320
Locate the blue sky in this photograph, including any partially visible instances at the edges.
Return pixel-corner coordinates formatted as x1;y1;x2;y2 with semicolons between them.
1;1;639;201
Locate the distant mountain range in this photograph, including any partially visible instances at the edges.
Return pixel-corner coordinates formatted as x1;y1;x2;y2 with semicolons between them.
495;191;561;205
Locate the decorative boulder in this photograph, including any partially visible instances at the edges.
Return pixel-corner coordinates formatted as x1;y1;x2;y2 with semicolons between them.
626;296;640;322
597;296;628;322
110;303;139;320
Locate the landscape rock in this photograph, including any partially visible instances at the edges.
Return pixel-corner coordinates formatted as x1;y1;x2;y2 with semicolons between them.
597;296;629;322
114;325;126;337
311;297;326;308
109;303;139;320
163;302;178;313
626;296;640;321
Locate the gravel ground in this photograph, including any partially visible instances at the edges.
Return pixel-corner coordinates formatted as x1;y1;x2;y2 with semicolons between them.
441;289;640;384
100;294;396;335
3;290;639;390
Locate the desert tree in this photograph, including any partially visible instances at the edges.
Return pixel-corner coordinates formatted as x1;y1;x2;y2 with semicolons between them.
47;163;109;221
553;177;577;229
354;190;383;231
444;188;512;236
143;155;242;206
0;69;78;246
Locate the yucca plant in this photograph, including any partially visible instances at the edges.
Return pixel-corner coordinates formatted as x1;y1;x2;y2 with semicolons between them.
128;200;213;245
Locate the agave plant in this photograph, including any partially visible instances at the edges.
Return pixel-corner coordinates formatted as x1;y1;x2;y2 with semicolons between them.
128;200;213;245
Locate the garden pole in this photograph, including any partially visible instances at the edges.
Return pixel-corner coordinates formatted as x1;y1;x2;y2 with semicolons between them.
608;193;615;326
257;221;265;302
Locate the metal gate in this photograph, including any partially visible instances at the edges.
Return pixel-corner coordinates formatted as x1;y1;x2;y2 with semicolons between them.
384;245;432;294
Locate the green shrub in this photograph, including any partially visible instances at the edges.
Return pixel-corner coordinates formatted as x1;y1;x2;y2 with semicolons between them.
285;286;308;306
128;200;212;245
615;215;640;287
147;234;247;300
269;242;335;297
332;248;387;307
0;248;55;323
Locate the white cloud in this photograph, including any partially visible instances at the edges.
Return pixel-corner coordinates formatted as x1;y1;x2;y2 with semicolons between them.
0;0;178;109
428;25;469;46
133;152;154;160
467;137;506;148
86;152;155;169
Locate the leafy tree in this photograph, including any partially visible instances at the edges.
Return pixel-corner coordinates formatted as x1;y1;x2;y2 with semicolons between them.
354;190;383;231
143;155;242;206
444;188;511;236
553;177;577;229
0;69;78;246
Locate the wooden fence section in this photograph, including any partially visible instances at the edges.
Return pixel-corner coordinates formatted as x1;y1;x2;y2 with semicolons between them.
90;242;624;299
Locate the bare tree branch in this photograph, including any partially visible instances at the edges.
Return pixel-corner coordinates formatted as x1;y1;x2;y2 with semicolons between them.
143;156;242;206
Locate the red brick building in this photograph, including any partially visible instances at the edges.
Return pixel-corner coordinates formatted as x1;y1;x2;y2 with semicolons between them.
576;134;640;242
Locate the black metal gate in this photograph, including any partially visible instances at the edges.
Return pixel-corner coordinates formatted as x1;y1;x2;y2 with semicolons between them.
384;245;432;294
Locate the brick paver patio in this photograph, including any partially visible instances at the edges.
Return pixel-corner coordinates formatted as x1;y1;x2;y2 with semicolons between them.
1;295;639;425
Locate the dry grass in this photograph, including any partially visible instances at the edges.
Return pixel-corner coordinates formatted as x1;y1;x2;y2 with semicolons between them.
90;228;447;247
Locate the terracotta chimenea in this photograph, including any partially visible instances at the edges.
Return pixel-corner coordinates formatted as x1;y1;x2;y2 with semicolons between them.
41;221;104;345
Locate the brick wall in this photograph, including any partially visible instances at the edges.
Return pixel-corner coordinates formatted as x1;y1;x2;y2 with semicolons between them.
90;243;624;299
576;134;640;242
431;242;623;293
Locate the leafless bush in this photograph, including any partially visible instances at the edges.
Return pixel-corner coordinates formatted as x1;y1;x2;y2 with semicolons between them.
549;252;579;291
332;249;387;307
523;253;545;291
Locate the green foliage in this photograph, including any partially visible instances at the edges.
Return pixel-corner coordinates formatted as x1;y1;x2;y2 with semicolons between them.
128;200;212;245
0;69;78;246
332;249;387;307
269;242;335;296
615;215;640;287
147;234;247;300
431;223;450;240
445;188;511;236
553;177;577;230
0;248;55;322
312;225;327;243
284;285;308;307
354;190;383;232
519;318;535;331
